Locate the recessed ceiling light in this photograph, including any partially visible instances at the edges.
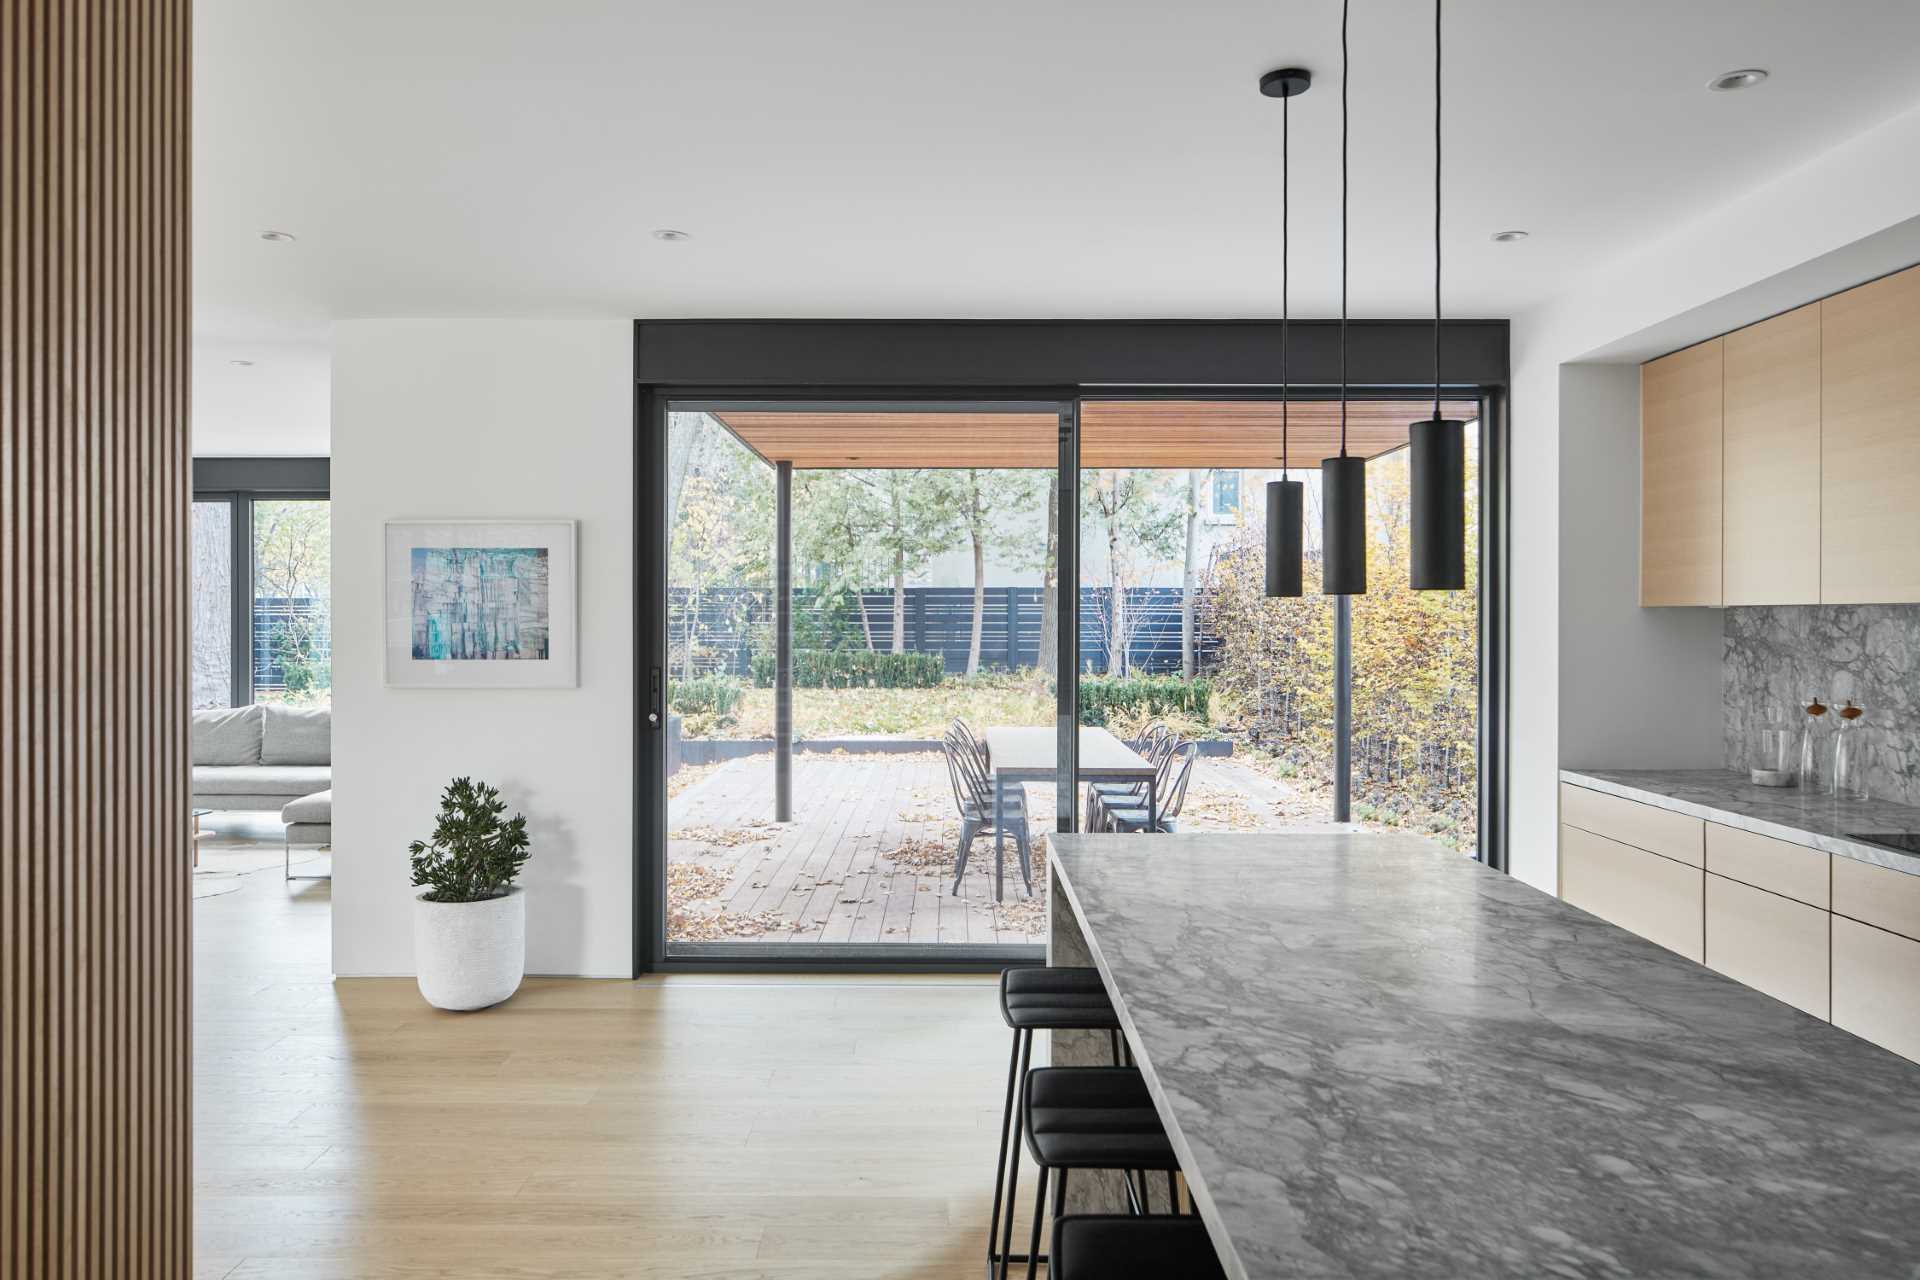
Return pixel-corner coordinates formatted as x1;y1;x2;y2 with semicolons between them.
1490;230;1529;243
652;228;691;242
1708;68;1769;92
229;359;255;367
258;229;296;243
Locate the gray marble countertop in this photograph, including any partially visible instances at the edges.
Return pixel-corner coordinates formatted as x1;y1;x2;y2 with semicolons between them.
1561;767;1920;874
1049;831;1920;1280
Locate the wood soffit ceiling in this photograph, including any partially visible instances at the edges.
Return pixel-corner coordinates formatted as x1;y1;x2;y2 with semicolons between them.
710;400;1480;470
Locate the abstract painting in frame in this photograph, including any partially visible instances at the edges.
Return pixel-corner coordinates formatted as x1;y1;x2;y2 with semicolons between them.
384;520;578;688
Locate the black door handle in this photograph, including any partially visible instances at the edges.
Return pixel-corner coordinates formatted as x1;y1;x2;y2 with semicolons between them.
648;666;663;729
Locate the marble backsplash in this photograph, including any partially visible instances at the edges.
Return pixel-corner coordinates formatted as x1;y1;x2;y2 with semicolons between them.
1724;606;1920;807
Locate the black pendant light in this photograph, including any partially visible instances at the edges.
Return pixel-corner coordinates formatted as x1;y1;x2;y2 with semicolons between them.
1409;0;1466;590
1262;67;1310;598
1321;0;1366;597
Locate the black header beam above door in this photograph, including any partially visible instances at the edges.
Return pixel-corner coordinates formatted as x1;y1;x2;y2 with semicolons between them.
634;318;1508;390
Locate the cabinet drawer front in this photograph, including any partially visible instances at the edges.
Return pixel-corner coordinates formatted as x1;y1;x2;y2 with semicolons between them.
1832;916;1920;1063
1832;856;1920;941
1705;824;1830;908
1705;874;1829;1019
1561;825;1704;962
1560;784;1704;867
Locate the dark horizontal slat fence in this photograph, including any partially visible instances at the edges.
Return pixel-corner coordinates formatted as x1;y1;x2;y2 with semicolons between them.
668;586;1222;677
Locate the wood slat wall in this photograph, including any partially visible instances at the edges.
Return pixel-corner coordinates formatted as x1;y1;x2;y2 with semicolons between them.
2;1;193;1277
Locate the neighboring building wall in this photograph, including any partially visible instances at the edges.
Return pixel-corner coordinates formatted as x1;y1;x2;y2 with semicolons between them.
331;319;633;977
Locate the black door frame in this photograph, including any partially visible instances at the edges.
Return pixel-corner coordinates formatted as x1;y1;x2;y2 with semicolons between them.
633;319;1511;976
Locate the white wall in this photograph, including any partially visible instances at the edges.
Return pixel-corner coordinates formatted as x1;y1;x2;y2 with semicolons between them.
1506;99;1920;892
192;340;331;455
1555;363;1721;772
330;319;632;977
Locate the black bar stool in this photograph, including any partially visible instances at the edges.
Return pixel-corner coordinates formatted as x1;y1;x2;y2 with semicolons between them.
1053;1215;1226;1280
990;967;1124;1279
1021;1066;1183;1280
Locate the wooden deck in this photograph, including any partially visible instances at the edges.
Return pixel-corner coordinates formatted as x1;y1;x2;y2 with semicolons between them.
666;748;1332;947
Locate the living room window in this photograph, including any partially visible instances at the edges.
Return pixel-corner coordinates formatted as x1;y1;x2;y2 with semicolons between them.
192;458;331;707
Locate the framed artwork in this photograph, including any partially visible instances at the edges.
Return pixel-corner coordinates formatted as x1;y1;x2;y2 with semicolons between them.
384;519;578;688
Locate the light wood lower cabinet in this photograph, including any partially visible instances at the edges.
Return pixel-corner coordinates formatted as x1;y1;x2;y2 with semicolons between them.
1832;916;1920;1063
1561;824;1704;962
1560;783;1704;866
1705;823;1830;908
1705;874;1829;1019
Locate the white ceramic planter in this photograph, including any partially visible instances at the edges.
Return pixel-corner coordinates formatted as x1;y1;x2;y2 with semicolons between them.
414;886;525;1011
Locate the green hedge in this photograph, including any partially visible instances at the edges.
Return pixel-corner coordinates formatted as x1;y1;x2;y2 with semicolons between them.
669;673;743;717
1077;675;1212;727
749;649;945;689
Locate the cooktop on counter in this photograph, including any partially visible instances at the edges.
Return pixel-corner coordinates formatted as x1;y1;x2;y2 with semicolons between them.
1848;832;1920;857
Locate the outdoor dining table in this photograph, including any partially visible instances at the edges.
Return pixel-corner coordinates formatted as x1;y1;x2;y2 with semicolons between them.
979;725;1158;902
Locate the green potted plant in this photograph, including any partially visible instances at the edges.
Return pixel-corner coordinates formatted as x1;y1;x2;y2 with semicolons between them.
408;777;531;1010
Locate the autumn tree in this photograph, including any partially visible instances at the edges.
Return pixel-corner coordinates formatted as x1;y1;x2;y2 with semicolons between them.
932;469;1050;675
1082;469;1182;676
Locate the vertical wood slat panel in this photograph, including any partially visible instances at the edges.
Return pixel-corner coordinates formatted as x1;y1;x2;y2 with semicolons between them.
2;1;192;1277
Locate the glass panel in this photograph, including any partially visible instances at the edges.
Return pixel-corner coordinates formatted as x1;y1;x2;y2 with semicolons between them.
1075;397;1482;840
1080;453;1337;831
252;499;331;705
191;499;233;709
1351;426;1481;855
664;405;1058;951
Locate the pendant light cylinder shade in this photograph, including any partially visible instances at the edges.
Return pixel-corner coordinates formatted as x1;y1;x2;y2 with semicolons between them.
1321;455;1367;596
1264;478;1304;597
1409;417;1466;590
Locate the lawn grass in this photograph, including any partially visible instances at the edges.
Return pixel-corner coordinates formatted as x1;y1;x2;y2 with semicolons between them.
723;672;1055;739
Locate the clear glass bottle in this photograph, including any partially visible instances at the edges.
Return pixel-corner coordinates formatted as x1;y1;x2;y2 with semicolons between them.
1832;701;1869;801
1798;695;1828;790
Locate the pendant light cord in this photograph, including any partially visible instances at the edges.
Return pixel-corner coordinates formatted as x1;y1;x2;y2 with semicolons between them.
1432;0;1442;423
1339;0;1349;458
1281;89;1290;481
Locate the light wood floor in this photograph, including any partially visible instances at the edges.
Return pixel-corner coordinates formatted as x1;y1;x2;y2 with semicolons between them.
194;824;1027;1278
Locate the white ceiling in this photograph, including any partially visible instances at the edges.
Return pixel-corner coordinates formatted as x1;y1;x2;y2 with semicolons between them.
194;1;1920;343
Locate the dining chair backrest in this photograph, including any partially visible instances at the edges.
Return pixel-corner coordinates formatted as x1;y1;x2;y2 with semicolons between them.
950;717;990;773
942;732;984;816
1133;721;1173;755
946;728;998;809
1158;741;1199;823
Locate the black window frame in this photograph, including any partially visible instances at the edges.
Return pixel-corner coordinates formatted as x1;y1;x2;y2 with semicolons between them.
191;457;330;708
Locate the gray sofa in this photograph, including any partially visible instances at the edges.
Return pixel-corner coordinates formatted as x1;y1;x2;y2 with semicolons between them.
191;703;331;811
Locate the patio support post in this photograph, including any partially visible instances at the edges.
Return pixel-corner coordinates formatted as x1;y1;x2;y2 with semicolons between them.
775;460;793;822
1334;593;1352;823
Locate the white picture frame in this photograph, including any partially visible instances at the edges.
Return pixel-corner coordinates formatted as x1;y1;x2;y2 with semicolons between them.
384;519;578;689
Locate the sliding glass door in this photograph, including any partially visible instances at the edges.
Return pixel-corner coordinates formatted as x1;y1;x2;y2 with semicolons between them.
650;399;1073;962
1074;397;1486;855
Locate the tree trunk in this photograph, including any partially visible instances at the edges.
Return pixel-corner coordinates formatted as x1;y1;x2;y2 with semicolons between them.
1181;469;1200;679
1037;480;1058;676
683;588;698;681
968;532;985;676
1107;485;1126;677
892;547;906;655
855;589;876;651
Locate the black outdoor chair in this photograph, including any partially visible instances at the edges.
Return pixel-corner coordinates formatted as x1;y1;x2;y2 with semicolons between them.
1100;740;1198;833
944;730;1034;895
1084;723;1176;830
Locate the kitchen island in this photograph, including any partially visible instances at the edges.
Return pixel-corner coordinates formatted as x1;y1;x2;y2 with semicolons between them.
1047;831;1920;1279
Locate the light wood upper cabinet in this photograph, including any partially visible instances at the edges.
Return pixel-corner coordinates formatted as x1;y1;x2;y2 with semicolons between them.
1723;304;1822;605
1821;263;1920;603
1640;339;1723;606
